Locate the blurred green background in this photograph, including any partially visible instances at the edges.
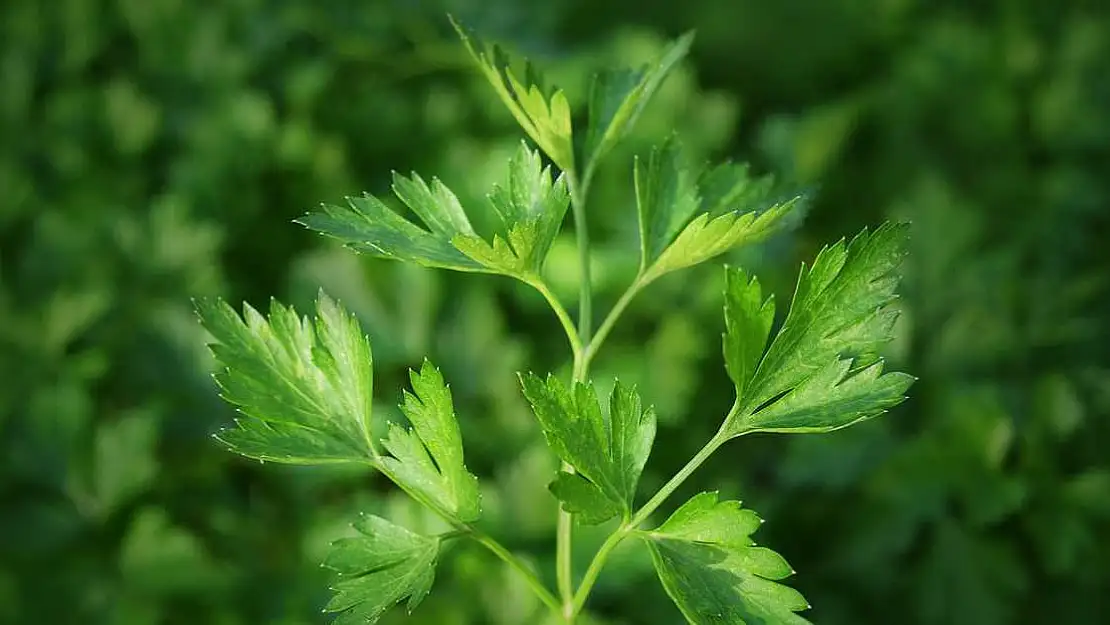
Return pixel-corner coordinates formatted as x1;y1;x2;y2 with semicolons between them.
2;0;1108;623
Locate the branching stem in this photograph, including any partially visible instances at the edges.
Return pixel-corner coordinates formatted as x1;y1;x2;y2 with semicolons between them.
581;276;647;372
569;422;733;618
380;463;563;616
532;278;584;367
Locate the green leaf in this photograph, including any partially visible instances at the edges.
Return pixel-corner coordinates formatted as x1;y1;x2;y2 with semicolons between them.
196;293;376;464
723;269;775;404
582;32;694;176
635;138;800;283
724;223;915;436
452;18;575;172
643;492;811;625
300;143;569;283
549;472;621;525
299;174;483;273
381;360;481;522
635;137;701;269
451;142;571;278
323;513;439;625
519;374;656;523
698;161;779;218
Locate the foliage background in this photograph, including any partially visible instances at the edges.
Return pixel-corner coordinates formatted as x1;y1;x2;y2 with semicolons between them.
2;0;1108;624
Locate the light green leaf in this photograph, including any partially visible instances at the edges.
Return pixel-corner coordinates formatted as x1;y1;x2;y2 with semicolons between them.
635;138;800;283
643;492;811;625
323;513;439;625
519;374;655;523
582;32;694;176
381;360;481;522
451;142;570;278
452;18;575;172
300;143;568;283
196;293;376;464
391;170;476;237
724;223;915;436
646;199;799;284
299;173;483;273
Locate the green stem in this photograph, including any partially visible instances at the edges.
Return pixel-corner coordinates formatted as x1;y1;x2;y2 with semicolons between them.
567;172;593;344
556;465;575;615
558;169;594;621
629;426;729;528
569;522;632;615
569;424;731;618
469;526;563;615
377;463;561;615
531;278;584;366
581;276;647;373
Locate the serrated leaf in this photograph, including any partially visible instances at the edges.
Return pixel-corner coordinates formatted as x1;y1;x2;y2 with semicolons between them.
643;492;811;625
519;374;655;524
635;137;701;268
647;199;799;283
381;360;481;522
698;161;779;218
300;185;482;273
451;142;570;277
196;293;375;464
452;18;575;172
635;138;800;283
323;514;439;625
724;223;914;436
300;143;569;283
582;32;694;176
723;269;775;404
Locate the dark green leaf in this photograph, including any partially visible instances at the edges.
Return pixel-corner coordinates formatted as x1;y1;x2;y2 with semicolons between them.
698;161;778;218
519;374;655;523
643;492;811;625
381;360;482;522
635;137;701;269
723;268;775;404
323;514;439;625
196;293;376;464
549;472;621;525
724;223;914;436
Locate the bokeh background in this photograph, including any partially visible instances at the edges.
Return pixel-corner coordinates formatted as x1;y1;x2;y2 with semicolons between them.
2;0;1109;623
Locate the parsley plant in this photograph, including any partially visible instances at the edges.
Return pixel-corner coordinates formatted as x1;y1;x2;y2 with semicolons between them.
197;18;914;625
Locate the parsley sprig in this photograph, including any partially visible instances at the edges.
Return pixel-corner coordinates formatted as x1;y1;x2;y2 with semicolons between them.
198;17;913;625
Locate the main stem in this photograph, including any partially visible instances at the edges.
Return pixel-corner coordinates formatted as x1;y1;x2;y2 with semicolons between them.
558;170;594;622
568;173;593;345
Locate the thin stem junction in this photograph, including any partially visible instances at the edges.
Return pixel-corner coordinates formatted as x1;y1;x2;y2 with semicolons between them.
569;423;733;619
